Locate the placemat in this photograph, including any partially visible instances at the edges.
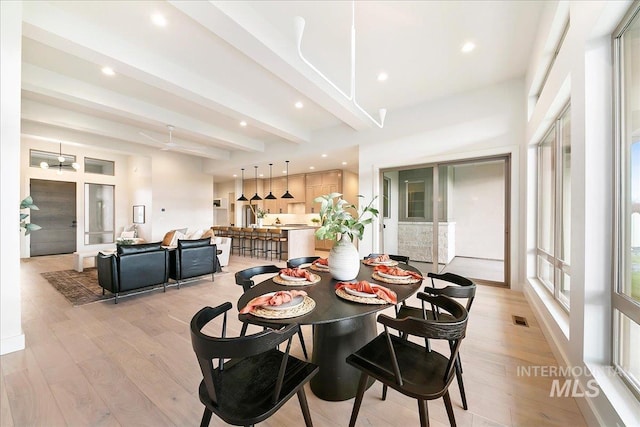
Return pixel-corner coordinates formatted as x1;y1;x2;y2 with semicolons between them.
362;260;399;267
250;296;316;319
372;271;422;284
309;264;330;273
273;273;321;286
335;288;390;305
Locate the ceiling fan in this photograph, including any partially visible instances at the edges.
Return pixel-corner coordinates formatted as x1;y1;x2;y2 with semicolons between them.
138;125;202;154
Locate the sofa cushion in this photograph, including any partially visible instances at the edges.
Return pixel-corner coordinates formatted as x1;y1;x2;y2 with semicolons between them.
201;228;214;239
118;242;163;255
162;228;187;246
177;237;212;249
185;229;204;240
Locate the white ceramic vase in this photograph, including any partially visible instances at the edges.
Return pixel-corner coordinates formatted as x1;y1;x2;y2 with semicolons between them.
328;234;360;281
257;218;263;227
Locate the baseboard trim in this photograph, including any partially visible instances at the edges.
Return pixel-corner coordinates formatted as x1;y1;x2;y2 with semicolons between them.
1;332;25;355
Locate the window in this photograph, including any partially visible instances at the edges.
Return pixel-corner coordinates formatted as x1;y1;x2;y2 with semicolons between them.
406;181;425;218
30;149;78;172
84;157;114;175
613;4;640;398
84;183;115;245
536;104;571;309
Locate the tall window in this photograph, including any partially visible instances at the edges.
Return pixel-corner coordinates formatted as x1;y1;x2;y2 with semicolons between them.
613;4;640;399
536;104;571;310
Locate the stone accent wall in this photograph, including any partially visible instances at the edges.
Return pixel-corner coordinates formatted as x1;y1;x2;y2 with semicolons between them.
398;222;455;264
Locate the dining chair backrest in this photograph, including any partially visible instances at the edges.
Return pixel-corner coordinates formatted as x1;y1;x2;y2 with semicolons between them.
366;253;410;265
426;272;476;311
190;303;318;426
287;256;320;268
235;265;281;292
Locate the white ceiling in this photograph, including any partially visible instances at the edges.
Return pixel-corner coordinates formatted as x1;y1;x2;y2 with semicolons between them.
20;0;544;181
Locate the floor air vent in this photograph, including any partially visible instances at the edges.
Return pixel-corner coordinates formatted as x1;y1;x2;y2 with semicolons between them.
512;315;529;327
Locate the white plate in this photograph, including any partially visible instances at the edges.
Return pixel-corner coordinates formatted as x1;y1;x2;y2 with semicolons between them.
366;259;394;266
280;273;307;282
377;271;411;280
344;286;379;298
259;292;305;311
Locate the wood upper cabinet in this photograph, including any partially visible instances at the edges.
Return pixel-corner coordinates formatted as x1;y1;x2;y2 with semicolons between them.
287;174;305;203
306;170;342;214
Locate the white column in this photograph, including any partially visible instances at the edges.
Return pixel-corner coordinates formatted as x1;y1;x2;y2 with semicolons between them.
0;1;25;355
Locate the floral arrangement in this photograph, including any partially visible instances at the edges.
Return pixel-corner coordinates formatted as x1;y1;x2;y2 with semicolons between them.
250;205;267;219
314;193;378;242
20;196;42;235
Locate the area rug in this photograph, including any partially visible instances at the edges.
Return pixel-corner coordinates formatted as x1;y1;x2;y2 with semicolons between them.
41;268;115;305
41;268;230;306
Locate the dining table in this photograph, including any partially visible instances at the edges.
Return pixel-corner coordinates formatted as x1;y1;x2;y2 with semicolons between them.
237;260;424;401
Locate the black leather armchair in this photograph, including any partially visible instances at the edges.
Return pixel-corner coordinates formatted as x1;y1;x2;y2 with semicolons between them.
169;238;217;288
97;242;170;303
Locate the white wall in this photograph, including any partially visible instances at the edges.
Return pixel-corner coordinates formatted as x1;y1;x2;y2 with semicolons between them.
1;0;24;355
150;152;213;241
354;78;524;290
452;162;505;260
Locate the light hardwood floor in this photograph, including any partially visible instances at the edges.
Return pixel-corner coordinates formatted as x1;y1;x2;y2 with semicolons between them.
1;254;587;426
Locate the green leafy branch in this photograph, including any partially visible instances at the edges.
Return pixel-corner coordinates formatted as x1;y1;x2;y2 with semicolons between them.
20;196;42;235
314;193;379;242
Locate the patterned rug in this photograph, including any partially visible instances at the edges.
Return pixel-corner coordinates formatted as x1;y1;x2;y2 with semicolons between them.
41;268;115;305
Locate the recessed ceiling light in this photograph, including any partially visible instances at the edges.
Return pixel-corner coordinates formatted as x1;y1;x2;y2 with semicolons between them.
233;174;237;177
309;166;315;170
342;161;348;165
321;154;327;158
151;13;167;27
101;67;115;76
461;41;475;53
239;121;247;127
259;173;264;177
294;101;304;109
377;72;388;82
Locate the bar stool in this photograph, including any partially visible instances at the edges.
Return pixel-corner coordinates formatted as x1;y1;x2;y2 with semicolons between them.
253;228;271;259
241;227;256;257
213;226;229;237
229;227;242;255
269;228;288;261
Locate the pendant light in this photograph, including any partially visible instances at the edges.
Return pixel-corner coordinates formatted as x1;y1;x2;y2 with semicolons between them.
281;160;294;199
40;142;79;173
237;168;248;201
265;163;277;200
250;166;262;201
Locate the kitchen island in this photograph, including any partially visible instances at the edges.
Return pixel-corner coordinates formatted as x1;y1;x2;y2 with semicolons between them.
261;225;317;260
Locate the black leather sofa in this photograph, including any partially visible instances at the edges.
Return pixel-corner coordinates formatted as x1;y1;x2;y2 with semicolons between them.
97;242;170;303
169;238;218;287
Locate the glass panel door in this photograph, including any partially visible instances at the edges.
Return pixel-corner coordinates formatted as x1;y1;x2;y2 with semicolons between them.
438;158;507;284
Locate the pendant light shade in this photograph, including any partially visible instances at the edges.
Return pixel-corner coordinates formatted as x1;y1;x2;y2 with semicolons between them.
281;160;294;199
237;168;248;201
265;163;277;200
250;165;262;201
40;142;79;173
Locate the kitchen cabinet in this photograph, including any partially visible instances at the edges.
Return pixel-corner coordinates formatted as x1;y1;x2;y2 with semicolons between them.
306;170;342;214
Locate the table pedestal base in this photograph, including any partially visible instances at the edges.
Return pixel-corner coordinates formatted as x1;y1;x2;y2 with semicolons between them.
310;314;377;401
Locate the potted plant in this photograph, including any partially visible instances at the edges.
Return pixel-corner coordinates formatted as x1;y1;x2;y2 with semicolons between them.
20;196;42;235
250;206;267;227
314;192;378;280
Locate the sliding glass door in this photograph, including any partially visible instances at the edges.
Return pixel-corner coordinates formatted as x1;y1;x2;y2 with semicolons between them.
382;155;509;286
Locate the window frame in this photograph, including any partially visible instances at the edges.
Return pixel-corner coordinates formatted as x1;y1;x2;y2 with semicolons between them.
612;2;640;400
536;103;571;310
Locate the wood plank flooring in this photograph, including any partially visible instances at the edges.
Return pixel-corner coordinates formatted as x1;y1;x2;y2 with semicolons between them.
1;253;587;426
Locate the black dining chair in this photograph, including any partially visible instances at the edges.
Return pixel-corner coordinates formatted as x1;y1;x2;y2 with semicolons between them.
235;265;309;360
393;272;476;410
346;294;468;427
365;253;410;265
287;256;320;268
190;303;319;427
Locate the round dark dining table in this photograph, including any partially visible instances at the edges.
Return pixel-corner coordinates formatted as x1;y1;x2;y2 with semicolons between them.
237;262;423;401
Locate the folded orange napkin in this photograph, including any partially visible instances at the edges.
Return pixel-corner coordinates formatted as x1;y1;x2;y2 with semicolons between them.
335;281;397;304
240;290;308;314
312;258;329;266
364;254;391;264
374;265;423;280
279;268;313;281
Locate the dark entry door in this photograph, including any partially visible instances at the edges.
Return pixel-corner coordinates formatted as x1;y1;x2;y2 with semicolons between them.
29;179;77;256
